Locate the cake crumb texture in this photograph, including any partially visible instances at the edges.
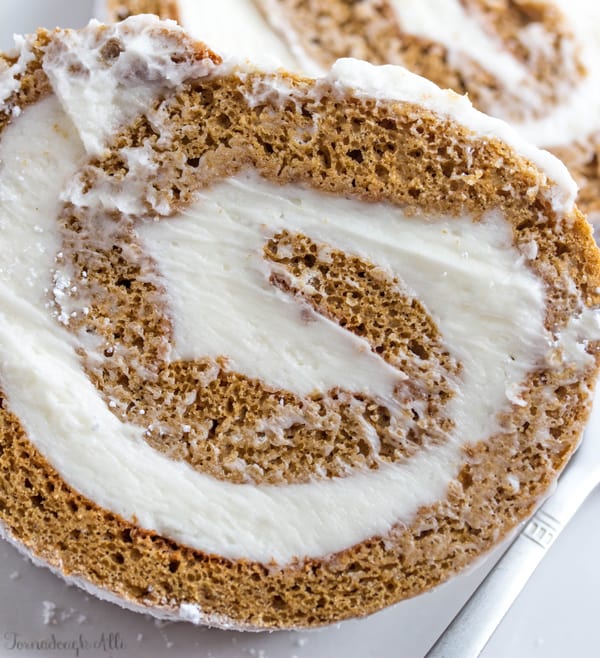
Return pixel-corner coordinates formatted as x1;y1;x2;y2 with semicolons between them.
107;0;600;221
0;23;599;629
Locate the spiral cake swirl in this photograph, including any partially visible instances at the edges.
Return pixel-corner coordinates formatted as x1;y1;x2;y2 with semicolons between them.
0;16;599;628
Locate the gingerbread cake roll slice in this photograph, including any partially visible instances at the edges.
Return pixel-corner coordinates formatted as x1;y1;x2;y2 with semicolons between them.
102;0;600;223
1;15;600;630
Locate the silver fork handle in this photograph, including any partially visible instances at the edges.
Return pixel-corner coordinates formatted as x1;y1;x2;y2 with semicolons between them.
425;459;598;658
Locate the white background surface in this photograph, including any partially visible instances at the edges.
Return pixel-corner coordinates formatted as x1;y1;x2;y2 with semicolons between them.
0;2;599;656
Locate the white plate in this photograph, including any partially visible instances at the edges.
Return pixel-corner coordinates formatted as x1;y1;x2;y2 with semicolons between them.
0;3;599;656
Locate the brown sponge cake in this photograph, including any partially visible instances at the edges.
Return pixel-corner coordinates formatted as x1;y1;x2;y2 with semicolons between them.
105;0;600;223
0;16;600;630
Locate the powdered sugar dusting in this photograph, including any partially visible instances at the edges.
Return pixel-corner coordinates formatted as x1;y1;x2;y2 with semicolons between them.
178;603;203;624
41;601;86;626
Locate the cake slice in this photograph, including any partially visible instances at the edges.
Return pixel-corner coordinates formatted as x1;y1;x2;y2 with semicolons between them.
0;16;599;629
104;0;600;223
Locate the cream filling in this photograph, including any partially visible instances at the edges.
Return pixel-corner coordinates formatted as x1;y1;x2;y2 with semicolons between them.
387;0;600;149
388;0;528;90
1;96;578;566
140;199;407;400
0;34;35;107
516;0;600;147
253;0;325;76
139;172;547;441
41;16;217;155
0;17;595;565
177;0;299;71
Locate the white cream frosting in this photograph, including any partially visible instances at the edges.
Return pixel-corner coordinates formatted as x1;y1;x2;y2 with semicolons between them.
177;0;299;71
388;0;528;90
253;0;324;76
0;17;597;566
42;16;218;155
516;0;600;147
0;97;584;566
140;197;407;400
0;34;35;107
140;172;546;434
386;0;600;149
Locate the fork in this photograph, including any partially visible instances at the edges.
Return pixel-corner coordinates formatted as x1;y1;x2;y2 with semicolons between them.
425;390;600;657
